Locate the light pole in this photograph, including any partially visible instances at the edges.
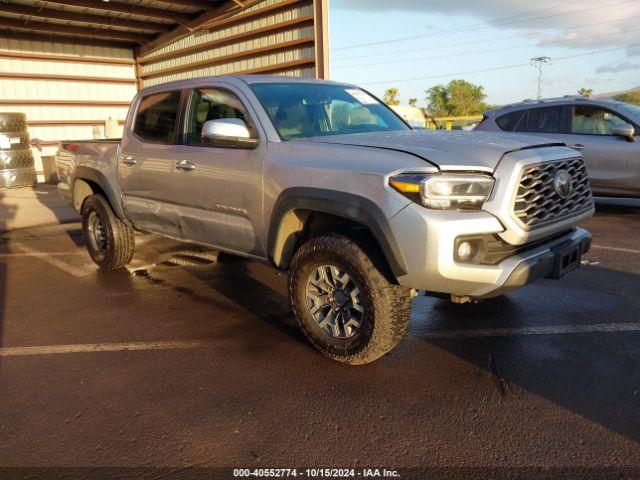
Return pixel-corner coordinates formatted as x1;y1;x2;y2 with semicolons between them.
531;56;552;100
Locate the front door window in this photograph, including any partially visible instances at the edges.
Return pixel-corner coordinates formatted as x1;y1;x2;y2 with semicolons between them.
186;88;256;145
572;106;629;135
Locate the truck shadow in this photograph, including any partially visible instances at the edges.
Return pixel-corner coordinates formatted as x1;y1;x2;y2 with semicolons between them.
191;255;304;344
127;243;304;346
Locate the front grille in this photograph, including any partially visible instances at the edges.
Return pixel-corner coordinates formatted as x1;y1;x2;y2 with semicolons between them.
514;157;593;229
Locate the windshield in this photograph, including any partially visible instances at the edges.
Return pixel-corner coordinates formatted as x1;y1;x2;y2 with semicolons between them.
617;102;640;125
249;83;410;140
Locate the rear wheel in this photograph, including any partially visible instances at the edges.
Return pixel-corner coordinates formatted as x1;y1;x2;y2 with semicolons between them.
82;194;134;270
288;234;412;365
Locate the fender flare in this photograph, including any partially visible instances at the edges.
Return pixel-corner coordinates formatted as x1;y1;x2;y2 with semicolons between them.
72;166;128;222
268;187;408;277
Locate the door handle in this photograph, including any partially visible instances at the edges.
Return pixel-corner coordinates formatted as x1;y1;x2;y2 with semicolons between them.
121;154;137;165
176;160;196;171
568;144;584;151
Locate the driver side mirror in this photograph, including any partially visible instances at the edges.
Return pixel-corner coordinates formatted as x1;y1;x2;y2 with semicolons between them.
201;118;259;149
612;124;636;142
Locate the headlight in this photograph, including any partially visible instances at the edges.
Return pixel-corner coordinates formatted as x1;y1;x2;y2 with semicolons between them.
389;173;494;210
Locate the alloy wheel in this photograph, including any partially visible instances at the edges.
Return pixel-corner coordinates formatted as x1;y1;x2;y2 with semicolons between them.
305;264;365;339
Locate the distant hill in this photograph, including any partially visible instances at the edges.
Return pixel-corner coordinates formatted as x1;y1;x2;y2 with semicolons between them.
593;87;640;100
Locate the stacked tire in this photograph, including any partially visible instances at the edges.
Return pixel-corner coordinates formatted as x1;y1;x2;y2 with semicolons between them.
0;113;37;188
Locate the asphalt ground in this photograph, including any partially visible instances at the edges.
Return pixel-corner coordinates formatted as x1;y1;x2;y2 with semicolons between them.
0;198;639;480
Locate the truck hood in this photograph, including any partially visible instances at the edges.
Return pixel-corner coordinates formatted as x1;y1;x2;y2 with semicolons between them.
303;130;564;171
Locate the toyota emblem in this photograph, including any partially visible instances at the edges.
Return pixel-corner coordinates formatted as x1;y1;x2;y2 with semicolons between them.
554;170;573;198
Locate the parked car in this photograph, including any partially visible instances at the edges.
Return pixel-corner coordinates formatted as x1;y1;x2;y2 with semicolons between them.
475;96;639;198
56;76;593;364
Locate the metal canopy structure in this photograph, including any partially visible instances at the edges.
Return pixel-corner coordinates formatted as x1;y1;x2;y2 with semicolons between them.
0;0;238;48
0;0;328;87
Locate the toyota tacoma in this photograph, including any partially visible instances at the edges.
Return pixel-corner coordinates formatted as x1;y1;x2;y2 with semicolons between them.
56;76;594;364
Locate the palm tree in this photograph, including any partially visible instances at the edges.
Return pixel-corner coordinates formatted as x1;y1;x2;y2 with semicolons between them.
408;98;418;107
578;88;593;98
383;88;400;106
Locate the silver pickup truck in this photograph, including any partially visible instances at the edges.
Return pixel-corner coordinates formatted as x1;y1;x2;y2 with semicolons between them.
56;75;594;364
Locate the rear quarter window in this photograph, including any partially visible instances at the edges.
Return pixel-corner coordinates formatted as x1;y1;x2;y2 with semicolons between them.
496;111;526;131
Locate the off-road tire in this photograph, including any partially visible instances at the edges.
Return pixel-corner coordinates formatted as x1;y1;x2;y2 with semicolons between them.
288;234;412;365
82;194;135;270
0;113;27;132
0;149;34;169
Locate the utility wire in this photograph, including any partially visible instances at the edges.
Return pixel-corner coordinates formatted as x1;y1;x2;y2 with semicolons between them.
332;27;640;69
332;14;640;62
356;43;640;85
332;0;592;50
332;0;638;51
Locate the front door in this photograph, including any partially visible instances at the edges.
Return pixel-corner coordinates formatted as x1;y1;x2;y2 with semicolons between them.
119;90;182;236
172;86;265;257
561;105;640;196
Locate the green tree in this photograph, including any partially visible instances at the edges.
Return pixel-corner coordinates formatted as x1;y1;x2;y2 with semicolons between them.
408;98;418;107
578;87;593;98
425;85;450;117
613;91;640;106
425;80;488;117
383;88;400;106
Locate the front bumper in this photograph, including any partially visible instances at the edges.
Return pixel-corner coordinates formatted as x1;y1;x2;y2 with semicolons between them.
479;229;591;298
389;203;592;298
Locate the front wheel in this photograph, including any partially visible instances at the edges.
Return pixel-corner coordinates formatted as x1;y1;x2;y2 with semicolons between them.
288;234;412;365
82;194;135;270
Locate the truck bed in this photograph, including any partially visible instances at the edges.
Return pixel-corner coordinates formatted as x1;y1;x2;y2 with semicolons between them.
55;139;122;211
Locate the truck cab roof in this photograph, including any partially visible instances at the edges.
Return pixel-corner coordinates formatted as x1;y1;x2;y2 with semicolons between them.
138;75;353;96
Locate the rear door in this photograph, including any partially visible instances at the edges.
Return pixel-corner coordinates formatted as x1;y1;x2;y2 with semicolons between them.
560;104;640;196
119;90;182;236
171;85;266;257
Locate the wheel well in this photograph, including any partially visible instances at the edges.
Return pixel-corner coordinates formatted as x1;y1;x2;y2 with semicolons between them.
73;178;108;213
273;210;392;277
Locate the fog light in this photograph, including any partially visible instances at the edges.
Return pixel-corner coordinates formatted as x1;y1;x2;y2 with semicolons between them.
457;241;475;261
454;236;487;264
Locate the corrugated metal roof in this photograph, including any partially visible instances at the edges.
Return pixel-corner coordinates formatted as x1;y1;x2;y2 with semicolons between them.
0;0;232;47
9;0;178;24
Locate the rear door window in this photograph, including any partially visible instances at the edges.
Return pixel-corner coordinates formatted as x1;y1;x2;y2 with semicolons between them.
525;106;564;134
133;91;182;143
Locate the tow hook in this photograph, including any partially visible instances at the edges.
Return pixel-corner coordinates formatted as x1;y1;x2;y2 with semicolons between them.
450;294;479;304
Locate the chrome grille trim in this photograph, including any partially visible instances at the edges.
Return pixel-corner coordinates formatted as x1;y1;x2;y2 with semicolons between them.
513;157;593;230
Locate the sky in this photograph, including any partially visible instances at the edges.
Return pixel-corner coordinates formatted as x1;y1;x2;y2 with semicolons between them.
328;0;640;108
